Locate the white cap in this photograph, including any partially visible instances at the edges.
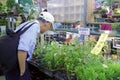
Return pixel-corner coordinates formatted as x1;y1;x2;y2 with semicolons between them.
40;12;54;24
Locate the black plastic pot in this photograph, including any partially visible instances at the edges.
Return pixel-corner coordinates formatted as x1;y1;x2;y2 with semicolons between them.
28;61;55;80
0;65;3;76
53;71;68;80
28;61;77;80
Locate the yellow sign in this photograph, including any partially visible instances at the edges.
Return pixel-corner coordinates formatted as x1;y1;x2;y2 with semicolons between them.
91;33;109;55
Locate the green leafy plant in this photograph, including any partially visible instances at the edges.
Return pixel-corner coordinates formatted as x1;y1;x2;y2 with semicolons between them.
6;0;15;12
112;24;120;32
34;40;120;80
14;3;23;15
0;1;7;12
0;2;2;10
93;8;107;14
0;19;7;26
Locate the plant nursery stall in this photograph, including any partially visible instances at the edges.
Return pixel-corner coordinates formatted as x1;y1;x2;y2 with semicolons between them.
29;32;120;80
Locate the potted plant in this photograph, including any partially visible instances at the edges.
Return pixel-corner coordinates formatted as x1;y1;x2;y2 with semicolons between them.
93;8;108;22
33;40;120;80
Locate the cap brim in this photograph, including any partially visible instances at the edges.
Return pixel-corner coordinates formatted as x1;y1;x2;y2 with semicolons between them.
51;23;54;30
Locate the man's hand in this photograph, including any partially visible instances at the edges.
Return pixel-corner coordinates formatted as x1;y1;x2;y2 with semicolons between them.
18;50;27;76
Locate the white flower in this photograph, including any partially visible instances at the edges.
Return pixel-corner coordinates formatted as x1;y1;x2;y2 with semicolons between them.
54;53;58;56
102;64;108;68
79;58;82;62
63;53;66;54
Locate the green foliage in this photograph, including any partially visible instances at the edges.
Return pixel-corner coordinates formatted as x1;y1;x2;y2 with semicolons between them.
14;4;23;15
106;0;120;6
1;4;7;12
93;8;108;14
0;2;7;12
27;14;35;20
0;19;7;26
34;40;120;80
0;2;2;10
112;24;120;32
6;0;15;12
6;0;23;14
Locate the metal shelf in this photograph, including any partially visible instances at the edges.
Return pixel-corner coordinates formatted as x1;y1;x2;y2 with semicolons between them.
54;28;120;37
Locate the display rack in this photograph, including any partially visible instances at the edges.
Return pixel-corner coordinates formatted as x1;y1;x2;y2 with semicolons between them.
54;22;120;37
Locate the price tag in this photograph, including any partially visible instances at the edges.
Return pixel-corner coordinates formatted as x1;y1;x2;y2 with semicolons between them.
78;28;90;35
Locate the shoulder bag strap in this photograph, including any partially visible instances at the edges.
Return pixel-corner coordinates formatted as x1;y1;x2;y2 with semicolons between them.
18;22;36;36
16;21;32;34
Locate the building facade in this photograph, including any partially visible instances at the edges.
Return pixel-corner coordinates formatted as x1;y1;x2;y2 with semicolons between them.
87;0;95;22
47;0;94;23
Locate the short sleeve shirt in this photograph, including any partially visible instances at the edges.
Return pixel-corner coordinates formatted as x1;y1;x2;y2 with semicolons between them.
14;20;40;61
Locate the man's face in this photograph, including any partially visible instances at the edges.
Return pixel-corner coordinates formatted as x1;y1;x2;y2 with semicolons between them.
40;22;51;33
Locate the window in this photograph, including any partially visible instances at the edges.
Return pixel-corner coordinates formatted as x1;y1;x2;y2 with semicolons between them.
76;14;80;19
65;7;69;12
65;14;69;19
70;6;74;10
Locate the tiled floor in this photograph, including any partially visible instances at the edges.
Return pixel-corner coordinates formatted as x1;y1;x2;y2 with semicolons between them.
0;76;5;80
